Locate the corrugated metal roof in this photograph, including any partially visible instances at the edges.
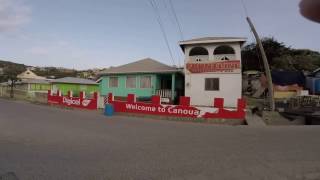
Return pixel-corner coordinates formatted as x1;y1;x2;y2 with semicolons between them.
21;79;50;84
99;58;181;75
51;77;98;85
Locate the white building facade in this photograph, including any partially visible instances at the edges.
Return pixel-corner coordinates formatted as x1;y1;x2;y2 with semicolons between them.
180;37;246;107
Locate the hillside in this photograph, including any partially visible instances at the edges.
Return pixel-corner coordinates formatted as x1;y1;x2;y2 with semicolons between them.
0;60;101;81
0;60;27;70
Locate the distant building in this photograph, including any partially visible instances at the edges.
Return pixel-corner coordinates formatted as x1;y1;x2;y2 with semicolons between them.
0;68;3;75
51;77;99;96
179;37;246;107
15;79;51;93
15;69;50;93
17;69;46;81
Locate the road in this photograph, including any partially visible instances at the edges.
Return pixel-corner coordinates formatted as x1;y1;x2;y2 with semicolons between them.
0;99;320;180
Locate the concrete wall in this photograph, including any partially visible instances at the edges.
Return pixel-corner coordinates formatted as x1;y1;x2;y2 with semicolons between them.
0;87;48;104
185;73;241;107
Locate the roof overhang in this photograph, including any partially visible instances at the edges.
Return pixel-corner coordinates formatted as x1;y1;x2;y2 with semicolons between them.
179;37;247;52
98;70;183;76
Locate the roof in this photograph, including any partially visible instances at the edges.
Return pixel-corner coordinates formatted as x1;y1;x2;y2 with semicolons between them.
21;79;50;84
99;58;181;75
51;77;98;85
179;37;247;51
17;70;46;80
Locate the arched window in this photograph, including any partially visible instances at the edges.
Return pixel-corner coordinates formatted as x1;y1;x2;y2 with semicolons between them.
213;45;236;60
189;47;209;62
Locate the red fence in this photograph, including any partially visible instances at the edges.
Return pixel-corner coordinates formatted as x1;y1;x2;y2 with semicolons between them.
107;93;246;119
47;90;98;110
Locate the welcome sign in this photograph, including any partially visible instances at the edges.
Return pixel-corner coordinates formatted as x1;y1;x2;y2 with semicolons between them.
108;93;246;119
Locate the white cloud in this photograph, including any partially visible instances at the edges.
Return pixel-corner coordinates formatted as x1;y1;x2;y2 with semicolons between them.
0;0;31;32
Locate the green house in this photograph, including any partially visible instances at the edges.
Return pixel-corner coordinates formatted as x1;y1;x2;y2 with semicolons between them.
98;58;184;103
15;79;51;92
51;77;99;96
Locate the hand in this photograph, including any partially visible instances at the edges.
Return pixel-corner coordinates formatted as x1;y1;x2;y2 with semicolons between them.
300;0;320;23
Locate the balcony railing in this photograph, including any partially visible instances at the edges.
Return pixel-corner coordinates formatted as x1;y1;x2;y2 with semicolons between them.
155;89;176;99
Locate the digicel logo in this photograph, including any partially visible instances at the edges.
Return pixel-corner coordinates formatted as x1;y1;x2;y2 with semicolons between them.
82;99;91;107
63;97;80;106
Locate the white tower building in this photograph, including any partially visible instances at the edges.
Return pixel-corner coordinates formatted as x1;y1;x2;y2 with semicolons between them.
179;37;246;107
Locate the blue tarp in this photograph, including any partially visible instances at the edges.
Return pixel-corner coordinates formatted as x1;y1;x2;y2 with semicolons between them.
271;70;305;86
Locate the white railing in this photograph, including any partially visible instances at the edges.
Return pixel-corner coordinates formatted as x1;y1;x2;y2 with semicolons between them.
156;89;175;98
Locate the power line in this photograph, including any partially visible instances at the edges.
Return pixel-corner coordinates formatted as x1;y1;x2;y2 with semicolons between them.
240;0;249;17
240;0;264;72
161;0;182;67
168;0;184;41
148;0;176;66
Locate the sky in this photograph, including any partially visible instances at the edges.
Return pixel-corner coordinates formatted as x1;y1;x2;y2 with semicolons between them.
0;0;319;70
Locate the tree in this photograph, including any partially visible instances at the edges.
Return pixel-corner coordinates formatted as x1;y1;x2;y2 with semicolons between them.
272;55;318;71
242;37;320;72
2;65;25;98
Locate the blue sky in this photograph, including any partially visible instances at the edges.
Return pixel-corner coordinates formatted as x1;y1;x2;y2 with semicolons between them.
0;0;319;69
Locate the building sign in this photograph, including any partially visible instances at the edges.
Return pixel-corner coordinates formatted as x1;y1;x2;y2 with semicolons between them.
107;93;246;119
47;90;98;110
186;60;241;73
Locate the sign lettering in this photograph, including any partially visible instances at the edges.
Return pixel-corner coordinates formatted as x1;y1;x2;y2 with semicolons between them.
186;60;241;73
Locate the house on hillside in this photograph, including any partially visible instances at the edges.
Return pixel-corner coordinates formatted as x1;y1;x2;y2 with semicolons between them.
179;37;246;107
15;79;51;92
17;69;46;80
51;77;99;96
97;58;184;103
14;69;51;93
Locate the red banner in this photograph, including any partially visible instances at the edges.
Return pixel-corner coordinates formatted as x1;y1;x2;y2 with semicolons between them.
107;93;246;120
47;90;98;110
186;60;241;73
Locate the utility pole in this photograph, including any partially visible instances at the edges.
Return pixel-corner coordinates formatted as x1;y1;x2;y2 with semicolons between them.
246;17;275;111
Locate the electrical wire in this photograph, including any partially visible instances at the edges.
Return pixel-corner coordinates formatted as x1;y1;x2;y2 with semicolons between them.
168;0;184;41
240;0;249;18
240;0;264;72
148;0;176;67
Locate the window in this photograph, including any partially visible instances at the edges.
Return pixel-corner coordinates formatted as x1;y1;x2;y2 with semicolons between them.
213;45;235;54
189;46;209;62
213;45;236;60
205;78;219;91
189;47;209;56
80;85;87;91
109;77;118;88
126;76;136;88
140;76;152;88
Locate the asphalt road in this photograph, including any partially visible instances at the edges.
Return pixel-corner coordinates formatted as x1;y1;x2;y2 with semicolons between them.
1;99;320;180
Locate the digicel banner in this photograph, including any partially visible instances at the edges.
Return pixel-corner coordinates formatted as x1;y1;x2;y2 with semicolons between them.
47;91;98;110
186;60;241;73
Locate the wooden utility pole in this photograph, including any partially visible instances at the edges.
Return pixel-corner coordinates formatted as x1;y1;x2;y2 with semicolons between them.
246;17;275;111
